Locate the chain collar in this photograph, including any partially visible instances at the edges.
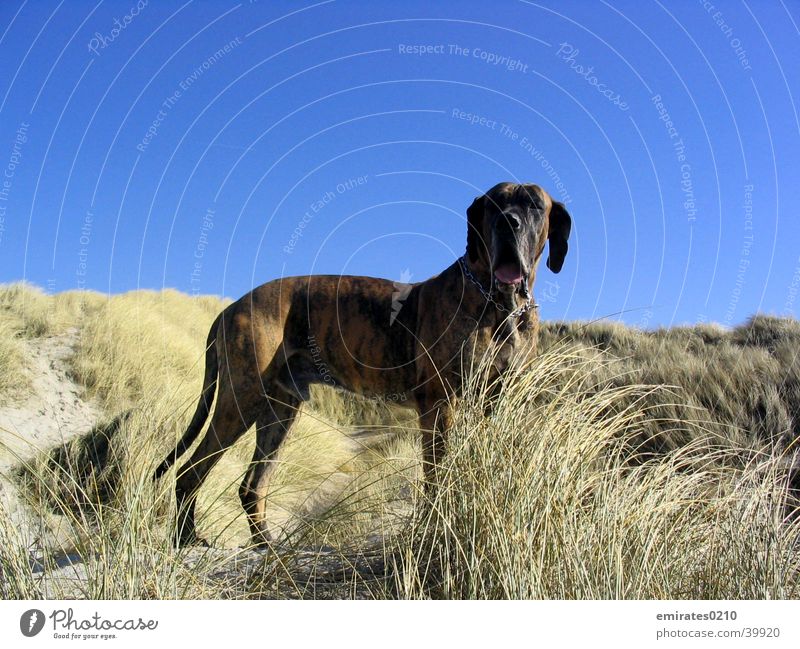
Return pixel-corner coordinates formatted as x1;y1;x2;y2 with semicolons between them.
458;255;538;318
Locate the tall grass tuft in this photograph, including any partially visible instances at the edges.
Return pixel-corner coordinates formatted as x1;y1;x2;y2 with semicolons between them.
392;346;800;599
0;282;104;338
0;318;28;401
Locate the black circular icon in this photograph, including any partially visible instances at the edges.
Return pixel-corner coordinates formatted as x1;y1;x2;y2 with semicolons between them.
20;609;45;637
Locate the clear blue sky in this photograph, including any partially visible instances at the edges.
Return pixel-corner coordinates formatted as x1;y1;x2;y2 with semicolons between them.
0;0;798;328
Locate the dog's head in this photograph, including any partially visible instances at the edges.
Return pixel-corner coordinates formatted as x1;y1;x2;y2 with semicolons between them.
466;182;572;295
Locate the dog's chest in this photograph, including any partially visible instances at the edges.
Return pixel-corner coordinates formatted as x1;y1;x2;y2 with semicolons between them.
414;268;537;395
473;311;533;372
421;308;533;390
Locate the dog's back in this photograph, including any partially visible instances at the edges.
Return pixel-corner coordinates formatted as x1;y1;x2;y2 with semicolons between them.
230;274;421;401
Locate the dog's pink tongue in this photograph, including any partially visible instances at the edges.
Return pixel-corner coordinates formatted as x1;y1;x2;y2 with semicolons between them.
494;263;524;285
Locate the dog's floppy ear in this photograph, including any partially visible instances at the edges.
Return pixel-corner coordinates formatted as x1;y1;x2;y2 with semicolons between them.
546;201;571;273
466;195;485;263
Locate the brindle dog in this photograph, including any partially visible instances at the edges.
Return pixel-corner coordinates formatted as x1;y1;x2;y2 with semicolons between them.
154;181;572;545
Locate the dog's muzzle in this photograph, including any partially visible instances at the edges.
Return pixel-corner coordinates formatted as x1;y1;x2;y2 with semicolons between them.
491;213;529;295
491;250;529;297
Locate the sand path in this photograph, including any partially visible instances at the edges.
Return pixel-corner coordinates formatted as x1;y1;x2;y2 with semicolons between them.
0;328;101;534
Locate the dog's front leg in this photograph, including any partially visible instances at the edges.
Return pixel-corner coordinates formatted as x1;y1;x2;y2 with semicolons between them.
416;395;453;492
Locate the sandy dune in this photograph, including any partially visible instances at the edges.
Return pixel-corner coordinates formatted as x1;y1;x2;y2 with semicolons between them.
0;328;101;534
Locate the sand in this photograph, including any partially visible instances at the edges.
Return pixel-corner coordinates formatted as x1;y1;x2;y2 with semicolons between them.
0;327;101;535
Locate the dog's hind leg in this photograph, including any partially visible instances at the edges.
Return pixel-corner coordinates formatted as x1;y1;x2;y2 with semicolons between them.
239;387;300;546
173;385;260;546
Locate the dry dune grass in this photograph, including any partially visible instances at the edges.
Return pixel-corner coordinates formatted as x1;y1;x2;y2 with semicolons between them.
1;283;799;599
0;281;105;338
0;282;105;411
0;318;26;401
539;318;800;465
398;349;799;598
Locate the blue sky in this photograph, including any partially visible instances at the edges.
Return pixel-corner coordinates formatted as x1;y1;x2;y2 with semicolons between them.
0;0;798;328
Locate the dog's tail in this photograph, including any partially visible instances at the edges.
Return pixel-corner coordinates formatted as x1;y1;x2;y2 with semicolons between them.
153;313;221;480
